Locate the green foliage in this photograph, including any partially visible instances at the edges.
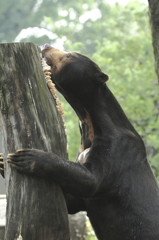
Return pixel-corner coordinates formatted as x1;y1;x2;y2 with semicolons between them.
91;1;159;179
85;219;97;240
0;0;44;42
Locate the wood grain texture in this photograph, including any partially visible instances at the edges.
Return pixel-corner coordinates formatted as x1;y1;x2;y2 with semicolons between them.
0;42;70;240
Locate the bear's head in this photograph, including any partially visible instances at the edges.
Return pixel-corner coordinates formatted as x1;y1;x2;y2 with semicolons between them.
42;44;109;120
42;44;110;156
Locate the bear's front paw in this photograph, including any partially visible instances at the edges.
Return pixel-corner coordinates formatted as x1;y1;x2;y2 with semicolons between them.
7;149;50;177
0;153;4;178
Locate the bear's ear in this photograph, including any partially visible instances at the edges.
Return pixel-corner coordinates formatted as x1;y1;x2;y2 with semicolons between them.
95;72;109;84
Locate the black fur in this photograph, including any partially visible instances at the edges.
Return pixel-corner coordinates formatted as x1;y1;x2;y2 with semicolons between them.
8;47;159;240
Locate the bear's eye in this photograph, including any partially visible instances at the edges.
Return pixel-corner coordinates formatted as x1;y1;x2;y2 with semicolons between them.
46;61;52;66
66;53;71;58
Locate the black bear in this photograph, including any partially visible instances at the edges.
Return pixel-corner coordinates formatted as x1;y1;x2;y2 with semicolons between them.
7;44;159;240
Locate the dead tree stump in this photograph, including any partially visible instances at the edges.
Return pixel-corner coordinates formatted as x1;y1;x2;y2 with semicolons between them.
0;42;70;240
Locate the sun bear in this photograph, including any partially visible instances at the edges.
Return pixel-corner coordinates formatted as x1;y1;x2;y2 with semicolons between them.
7;44;159;240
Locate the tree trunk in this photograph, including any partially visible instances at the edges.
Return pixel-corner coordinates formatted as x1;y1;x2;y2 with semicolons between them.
148;0;159;82
0;42;70;240
68;213;86;240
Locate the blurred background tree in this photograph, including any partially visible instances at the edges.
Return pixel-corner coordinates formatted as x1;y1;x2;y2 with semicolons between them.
0;0;159;238
148;0;159;83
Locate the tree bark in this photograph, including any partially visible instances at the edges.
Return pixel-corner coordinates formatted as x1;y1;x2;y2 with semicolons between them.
148;0;159;82
68;213;86;240
0;42;70;240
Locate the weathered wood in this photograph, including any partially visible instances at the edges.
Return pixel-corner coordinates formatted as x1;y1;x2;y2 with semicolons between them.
0;42;70;240
68;213;86;240
148;0;159;82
